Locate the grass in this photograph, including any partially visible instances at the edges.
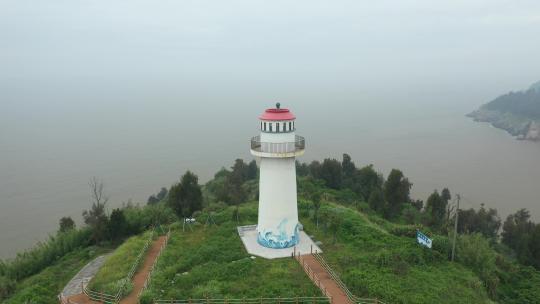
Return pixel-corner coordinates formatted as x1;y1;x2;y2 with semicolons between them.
88;230;154;296
3;246;111;304
298;200;492;304
144;205;321;301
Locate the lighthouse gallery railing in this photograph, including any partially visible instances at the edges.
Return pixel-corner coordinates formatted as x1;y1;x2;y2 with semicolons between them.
251;135;305;153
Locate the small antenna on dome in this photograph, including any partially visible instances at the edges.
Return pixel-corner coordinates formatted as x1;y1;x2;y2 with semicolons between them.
276;102;281;109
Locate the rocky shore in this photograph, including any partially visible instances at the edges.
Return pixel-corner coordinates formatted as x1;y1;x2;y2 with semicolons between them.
467;109;540;141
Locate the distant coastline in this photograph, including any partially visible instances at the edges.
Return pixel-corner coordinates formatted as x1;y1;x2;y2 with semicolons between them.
467;80;540;141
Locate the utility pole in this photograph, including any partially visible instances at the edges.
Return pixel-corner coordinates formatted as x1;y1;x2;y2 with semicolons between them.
451;194;460;262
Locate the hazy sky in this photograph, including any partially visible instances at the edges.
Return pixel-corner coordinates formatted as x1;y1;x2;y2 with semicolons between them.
2;1;540;257
1;0;540;105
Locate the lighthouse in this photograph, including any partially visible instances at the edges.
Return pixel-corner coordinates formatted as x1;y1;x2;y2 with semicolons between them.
250;103;305;249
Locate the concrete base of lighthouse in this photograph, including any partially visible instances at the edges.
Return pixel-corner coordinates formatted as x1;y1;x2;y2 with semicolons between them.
237;225;322;259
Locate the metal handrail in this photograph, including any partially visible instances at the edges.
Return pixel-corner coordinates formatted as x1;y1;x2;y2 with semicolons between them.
250;135;305;153
82;228;155;303
139;228;171;297
312;253;387;304
154;297;330;304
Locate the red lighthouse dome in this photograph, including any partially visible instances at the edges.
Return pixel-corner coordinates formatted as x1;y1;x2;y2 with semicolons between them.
259;103;296;121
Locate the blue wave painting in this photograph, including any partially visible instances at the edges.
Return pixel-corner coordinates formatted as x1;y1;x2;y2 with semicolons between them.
257;219;299;249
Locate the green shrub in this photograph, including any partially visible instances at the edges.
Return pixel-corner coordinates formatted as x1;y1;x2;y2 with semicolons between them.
88;231;152;295
3;246;108;304
139;290;155;304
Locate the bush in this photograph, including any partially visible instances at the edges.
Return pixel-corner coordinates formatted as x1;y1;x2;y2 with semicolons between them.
139;290;155;304
457;233;499;297
0;275;15;299
88;231;152;295
2;228;91;282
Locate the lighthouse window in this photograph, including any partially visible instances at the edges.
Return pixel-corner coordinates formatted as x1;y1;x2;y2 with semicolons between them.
264;122;267;131
276;123;280;132
283;122;287;131
269;123;272;132
289;122;292;131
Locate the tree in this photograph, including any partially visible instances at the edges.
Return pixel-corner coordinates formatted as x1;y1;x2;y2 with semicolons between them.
227;160;249;222
411;199;423;211
296;161;309;177
58;216;75;233
311;191;322;228
327;209;344;244
82;177;109;244
308;161;322;179
108;208;127;241
148;187;169;205
457;233;499;297
530;224;540;269
168;171;203;229
354;165;384;201
457;206;501;240
368;188;385;214
342;154;356;180
247;160;258;180
156;187;168;201
383;169;411;219
320;158;342;189
147;195;159;205
502;209;535;265
426;190;446;227
441;188;451;203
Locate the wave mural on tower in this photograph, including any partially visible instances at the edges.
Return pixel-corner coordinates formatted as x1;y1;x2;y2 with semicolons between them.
257;219;299;249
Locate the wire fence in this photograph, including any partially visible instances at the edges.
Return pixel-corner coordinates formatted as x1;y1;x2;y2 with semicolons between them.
81;228;156;303
154;296;330;304
139;228;171;298
296;251;387;304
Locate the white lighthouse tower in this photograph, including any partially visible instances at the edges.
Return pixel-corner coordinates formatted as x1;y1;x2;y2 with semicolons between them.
250;103;305;248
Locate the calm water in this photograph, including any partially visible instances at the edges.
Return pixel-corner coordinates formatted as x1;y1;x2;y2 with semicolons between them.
1;87;540;259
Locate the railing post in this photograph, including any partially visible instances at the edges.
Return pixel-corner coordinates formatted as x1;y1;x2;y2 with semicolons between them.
278;296;281;304
296;296;299;304
207;296;210;304
189;298;192;304
260;296;263;304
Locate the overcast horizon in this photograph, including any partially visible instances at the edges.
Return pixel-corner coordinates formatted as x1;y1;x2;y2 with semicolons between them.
1;0;540;258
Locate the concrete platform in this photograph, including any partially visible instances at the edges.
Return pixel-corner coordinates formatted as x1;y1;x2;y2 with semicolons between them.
237;225;322;259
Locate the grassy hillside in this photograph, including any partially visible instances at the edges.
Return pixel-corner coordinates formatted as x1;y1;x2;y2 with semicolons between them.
3;246;110;304
142;205;321;302
88;230;154;296
298;201;491;304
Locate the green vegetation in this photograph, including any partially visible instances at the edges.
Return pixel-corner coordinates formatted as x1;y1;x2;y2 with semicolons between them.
143;204;320;302
296;174;540;303
3;156;540;303
467;80;540;138
299;200;491;303
88;230;153;296
3;246;110;304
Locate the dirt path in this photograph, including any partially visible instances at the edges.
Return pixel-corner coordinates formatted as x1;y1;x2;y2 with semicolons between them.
296;254;351;304
120;235;167;304
65;235;167;304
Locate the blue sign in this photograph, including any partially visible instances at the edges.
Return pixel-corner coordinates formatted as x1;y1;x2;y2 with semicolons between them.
416;230;432;249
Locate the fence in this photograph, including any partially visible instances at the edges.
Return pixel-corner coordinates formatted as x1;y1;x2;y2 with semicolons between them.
294;254;333;301
81;228;156;303
310;252;386;304
154;296;330;304
139;228;172;297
